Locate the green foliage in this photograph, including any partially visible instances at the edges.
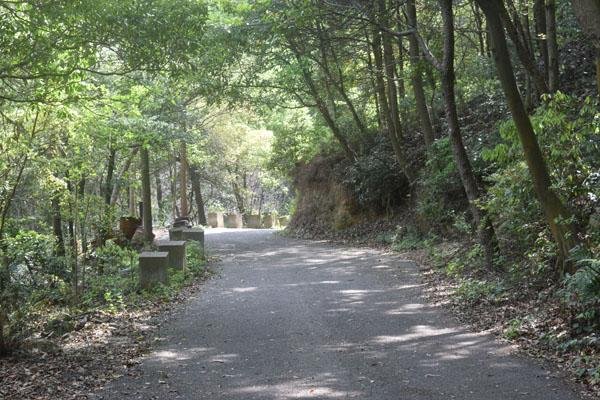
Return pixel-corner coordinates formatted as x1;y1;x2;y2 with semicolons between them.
483;94;600;269
94;240;138;275
561;257;600;334
416;138;466;234
454;278;504;305
186;241;207;276
503;318;524;340
391;226;424;252
343;136;409;211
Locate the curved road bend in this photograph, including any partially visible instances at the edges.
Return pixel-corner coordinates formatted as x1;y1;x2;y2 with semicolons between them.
96;229;581;400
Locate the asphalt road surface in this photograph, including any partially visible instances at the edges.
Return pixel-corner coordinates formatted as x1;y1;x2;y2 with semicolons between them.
96;229;581;399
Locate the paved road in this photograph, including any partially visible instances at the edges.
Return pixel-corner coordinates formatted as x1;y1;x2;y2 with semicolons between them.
97;229;581;399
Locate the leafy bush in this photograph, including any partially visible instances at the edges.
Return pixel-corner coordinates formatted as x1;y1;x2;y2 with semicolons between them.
561;257;600;334
483;93;600;270
454;278;504;305
416;138;468;235
94;240;138;275
342;135;409;212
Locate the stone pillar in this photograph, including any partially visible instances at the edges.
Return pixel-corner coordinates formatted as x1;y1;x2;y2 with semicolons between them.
139;252;169;289
157;240;186;270
245;214;261;228
182;228;204;248
169;228;185;241
207;212;224;228
224;213;243;228
278;216;290;227
262;213;278;228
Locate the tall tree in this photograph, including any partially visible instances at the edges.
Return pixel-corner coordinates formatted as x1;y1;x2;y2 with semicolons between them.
476;0;576;273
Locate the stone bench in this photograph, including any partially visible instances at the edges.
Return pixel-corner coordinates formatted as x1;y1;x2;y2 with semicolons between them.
207;212;224;228
245;214;261;229
139;252;169;289
157;240;186;270
224;213;243;229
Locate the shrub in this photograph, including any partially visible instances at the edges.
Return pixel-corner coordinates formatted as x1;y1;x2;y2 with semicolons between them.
416;138;468;235
561;257;600;335
483;94;600;270
454;278;504;305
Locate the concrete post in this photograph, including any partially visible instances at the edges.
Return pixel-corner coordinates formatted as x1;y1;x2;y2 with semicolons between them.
139;252;169;289
224;213;243;228
207;212;224;228
278;216;290;227
157;240;187;270
245;214;261;228
169;228;185;241
182;228;204;248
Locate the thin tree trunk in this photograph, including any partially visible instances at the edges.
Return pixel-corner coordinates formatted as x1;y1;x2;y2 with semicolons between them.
140;147;153;245
570;0;600;93
438;0;498;269
546;0;560;92
534;0;549;83
407;0;435;147
287;40;357;160
104;147;116;205
179;141;189;218
498;4;550;94
155;170;163;212
472;3;488;56
378;0;414;182
365;30;384;130
110;147;139;206
478;0;576;274
128;185;136;217
371;27;391;133
189;165;207;225
52;196;65;256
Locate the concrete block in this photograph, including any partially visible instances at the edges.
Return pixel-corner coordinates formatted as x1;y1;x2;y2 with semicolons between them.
278;216;290;227
207;212;224;228
262;213;278;229
224;213;243;228
139;252;169;289
157;240;187;270
182;228;204;247
245;214;261;229
169;228;185;241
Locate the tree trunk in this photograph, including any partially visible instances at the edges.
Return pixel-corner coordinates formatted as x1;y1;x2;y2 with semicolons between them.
378;0;414;182
371;27;391;134
66;180;78;296
104;147;116;205
155;170;163;213
128;185;136;217
407;0;435;147
533;0;549;83
438;0;498;269
478;0;576;274
140;146;153;245
109;147;139;206
366;30;384;130
545;0;560;92
52;196;65;257
570;0;600;94
498;3;549;94
189;165;207;226
179;141;189;218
